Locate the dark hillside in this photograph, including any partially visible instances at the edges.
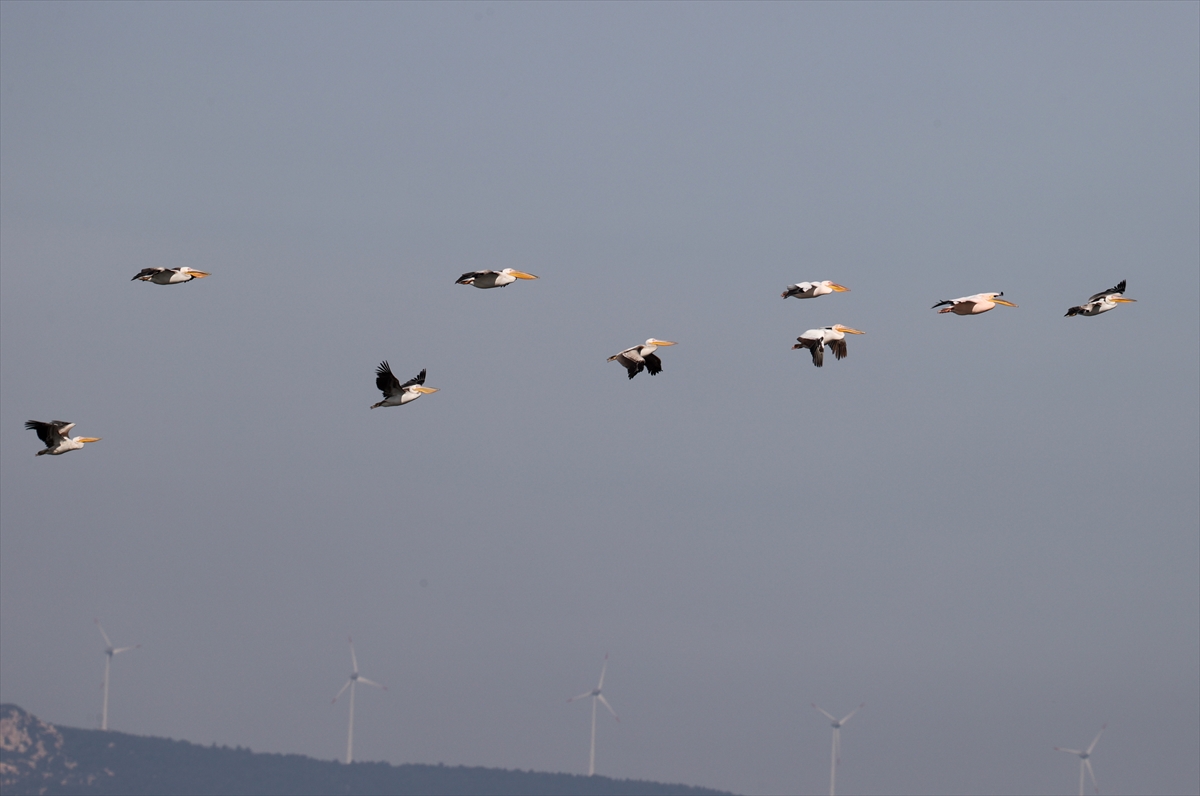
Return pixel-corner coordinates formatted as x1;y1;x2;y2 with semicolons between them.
0;705;729;796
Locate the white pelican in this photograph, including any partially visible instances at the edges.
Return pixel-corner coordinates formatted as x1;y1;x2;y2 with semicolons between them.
25;420;101;456
781;280;849;299
932;292;1017;315
371;362;437;408
608;339;676;380
454;269;538;289
1065;280;1135;317
792;325;864;367
131;267;210;284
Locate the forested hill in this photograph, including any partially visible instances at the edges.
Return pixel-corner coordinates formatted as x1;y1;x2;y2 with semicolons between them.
0;705;729;796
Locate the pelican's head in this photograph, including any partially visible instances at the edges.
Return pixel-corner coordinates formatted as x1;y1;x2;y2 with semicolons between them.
410;386;439;394
982;292;1016;307
1109;296;1136;304
823;281;850;292
645;339;676;347
832;325;864;335
501;268;538;280
77;437;102;444
181;268;211;279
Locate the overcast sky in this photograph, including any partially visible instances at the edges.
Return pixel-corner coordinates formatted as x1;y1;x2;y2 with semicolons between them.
1;3;1197;795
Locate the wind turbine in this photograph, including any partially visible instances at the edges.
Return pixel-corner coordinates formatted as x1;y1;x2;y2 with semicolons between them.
95;619;139;731
812;703;863;796
567;653;619;776
1055;724;1106;796
331;636;386;764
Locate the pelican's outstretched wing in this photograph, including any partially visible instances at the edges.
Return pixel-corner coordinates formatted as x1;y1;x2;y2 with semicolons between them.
1086;280;1126;303
608;347;645;379
25;420;73;446
399;368;427;390
793;337;824;367
375;361;402;397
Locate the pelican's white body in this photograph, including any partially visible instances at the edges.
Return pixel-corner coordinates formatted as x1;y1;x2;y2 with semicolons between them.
933;292;1017;315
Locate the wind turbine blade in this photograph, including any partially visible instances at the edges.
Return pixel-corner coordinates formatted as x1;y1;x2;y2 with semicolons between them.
813;704;838;723
597;694;619;721
1086;725;1106;755
833;727;841;764
597;654;609;690
357;677;387;690
1055;747;1084;755
348;637;358;674
839;703;865;725
1084;758;1099;793
332;679;351;703
113;645;140;655
568;691;593;703
95;619;113;648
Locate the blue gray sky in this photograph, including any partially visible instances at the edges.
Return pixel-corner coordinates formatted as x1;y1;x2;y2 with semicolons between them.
1;3;1197;794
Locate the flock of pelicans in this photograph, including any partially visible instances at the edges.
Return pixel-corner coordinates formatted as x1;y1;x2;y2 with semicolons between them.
25;266;1132;793
25;268;1136;455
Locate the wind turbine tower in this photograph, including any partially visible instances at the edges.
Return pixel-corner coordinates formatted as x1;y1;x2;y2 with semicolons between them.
567;653;619;776
812;703;863;796
332;636;386;764
1055;724;1106;796
94;619;139;731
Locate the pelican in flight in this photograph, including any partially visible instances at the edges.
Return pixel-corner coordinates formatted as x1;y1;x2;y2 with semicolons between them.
131;267;210;284
371;362;438;408
454;269;538;289
608;339;676;380
781;280;849;299
932;292;1017;315
793;325;864;367
25;420;101;456
1065;280;1135;317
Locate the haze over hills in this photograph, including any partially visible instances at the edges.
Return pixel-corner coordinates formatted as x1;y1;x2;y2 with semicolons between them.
0;705;729;796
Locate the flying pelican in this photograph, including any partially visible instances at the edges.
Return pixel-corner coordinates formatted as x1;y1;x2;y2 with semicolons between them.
1065;280;1136;317
371;362;437;408
781;280;850;299
454;269;538;289
130;267;210;284
608;339;676;380
931;292;1017;315
24;420;101;456
792;325;864;367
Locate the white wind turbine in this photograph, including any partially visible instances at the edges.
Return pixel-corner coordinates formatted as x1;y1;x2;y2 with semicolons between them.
1055;724;1106;796
95;619;139;731
567;653;619;776
331;636;387;764
812;703;863;796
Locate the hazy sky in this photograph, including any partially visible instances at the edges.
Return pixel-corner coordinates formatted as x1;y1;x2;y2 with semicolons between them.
1;3;1197;794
